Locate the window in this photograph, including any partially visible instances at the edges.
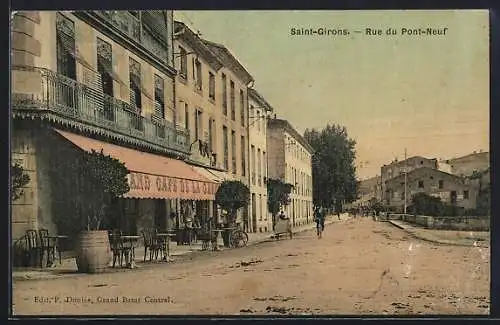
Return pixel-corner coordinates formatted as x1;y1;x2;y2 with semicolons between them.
438;180;444;189
263;151;267;180
208;118;214;152
418;180;424;188
256;110;261;132
154;75;165;118
194;109;202;140
241;136;246;176
129;58;142;112
195;60;202;91
222;74;227;115
179;46;187;78
463;190;469;199
251;145;256;185
209;72;215;100
184;103;189;130
223;126;229;170
240;89;245;126
257;148;262;186
231;130;236;174
230;80;235;120
96;38;113;97
56;13;76;81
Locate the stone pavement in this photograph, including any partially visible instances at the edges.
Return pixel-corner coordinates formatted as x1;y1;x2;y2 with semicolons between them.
12;214;349;282
388;220;490;247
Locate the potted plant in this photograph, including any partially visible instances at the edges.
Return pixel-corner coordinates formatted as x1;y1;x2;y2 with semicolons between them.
214;180;250;247
73;149;130;273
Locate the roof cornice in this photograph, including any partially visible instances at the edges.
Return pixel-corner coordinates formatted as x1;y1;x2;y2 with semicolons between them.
174;21;223;71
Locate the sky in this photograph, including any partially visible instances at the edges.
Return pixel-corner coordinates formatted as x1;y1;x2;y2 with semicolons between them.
174;10;489;180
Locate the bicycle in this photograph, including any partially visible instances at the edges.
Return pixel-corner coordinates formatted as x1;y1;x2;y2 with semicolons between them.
228;224;249;248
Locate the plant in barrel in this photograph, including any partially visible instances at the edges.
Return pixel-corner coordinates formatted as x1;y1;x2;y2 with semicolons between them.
72;149;130;273
214;180;250;248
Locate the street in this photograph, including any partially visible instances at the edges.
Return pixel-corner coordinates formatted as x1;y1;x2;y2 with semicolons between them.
12;218;490;316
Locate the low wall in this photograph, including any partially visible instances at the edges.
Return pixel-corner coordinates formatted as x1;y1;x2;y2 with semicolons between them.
386;213;490;231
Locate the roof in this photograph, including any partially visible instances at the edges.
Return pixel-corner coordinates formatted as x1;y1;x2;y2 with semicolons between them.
267;118;314;154
174;21;223;71
446;151;489;164
248;88;274;112
54;129;218;201
202;39;254;85
382;156;437;168
385;167;465;184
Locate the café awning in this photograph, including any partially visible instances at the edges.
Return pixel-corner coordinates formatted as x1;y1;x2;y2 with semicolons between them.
54;129;219;201
190;166;223;183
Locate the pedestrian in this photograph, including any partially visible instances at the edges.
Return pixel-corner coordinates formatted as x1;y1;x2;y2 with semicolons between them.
314;206;325;239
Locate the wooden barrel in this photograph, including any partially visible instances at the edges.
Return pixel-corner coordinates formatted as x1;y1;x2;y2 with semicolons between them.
75;230;111;273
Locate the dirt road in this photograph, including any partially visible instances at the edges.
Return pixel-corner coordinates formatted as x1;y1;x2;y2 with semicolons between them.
12;218;490;316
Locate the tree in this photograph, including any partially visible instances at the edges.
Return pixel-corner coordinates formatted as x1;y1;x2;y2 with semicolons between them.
408;193;444;217
74;149;130;231
304;124;358;212
215;180;250;226
267;178;293;228
11;162;30;201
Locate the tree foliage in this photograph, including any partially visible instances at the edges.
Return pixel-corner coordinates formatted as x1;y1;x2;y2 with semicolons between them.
409;193;444;217
74;149;130;231
11;162;30;201
215;180;250;225
267;178;293;223
304;124;358;211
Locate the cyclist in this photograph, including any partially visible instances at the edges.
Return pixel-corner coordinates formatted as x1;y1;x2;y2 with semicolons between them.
314;206;325;239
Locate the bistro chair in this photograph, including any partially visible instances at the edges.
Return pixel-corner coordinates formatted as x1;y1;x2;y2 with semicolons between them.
141;228;161;262
38;229;58;267
108;230;131;268
25;229;41;268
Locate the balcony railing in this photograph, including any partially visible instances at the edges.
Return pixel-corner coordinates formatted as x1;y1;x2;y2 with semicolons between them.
11;66;189;153
95;11;169;65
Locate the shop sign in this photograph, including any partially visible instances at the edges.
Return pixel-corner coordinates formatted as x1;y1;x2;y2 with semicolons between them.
127;172;217;196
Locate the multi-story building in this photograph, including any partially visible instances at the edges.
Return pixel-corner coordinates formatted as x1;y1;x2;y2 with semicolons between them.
355;175;382;206
381;156;438;198
173;21;254;224
384;167;478;212
445;151;490;177
267;118;314;228
248;88;273;233
11;11;218;251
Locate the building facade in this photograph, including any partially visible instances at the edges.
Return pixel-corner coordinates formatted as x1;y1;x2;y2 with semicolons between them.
381;156;438;198
267;118;314;228
384;167;478;212
11;11;218;249
172;22;254;225
248;88;273;233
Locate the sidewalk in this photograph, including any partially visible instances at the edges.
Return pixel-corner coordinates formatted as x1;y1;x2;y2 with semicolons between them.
388;220;490;247
12;214;350;282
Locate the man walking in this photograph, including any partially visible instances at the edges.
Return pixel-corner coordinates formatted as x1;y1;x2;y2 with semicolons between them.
314;206;325;239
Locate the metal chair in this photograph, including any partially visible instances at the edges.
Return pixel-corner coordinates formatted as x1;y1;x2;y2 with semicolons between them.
108;230;131;267
141;228;161;262
38;229;57;267
25;230;41;267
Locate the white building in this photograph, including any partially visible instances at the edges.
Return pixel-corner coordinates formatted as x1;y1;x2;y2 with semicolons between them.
248;88;273;233
267;118;314;228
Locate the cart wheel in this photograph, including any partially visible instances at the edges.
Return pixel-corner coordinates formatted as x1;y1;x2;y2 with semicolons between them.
232;230;248;248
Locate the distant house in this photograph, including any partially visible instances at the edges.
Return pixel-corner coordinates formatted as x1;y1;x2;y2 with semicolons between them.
384;167;478;212
381;156;438;197
355;175;381;205
446;151;489;177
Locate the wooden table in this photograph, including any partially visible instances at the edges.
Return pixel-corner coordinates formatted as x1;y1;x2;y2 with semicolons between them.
157;233;176;262
45;235;68;267
120;235;141;269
